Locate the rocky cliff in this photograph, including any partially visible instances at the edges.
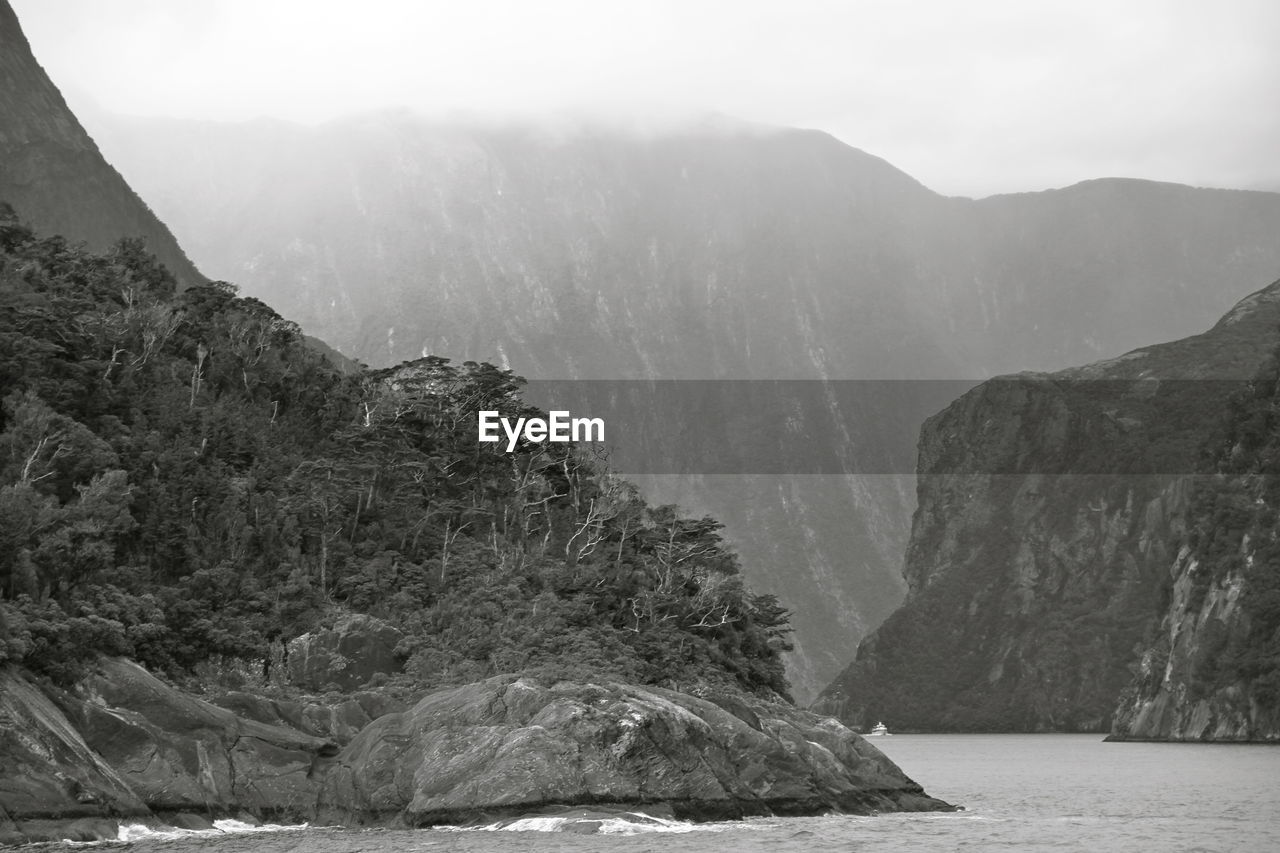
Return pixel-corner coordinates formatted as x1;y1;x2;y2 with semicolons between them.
0;659;333;844
0;1;202;288
0;660;948;845
1110;328;1280;741
816;279;1280;732
319;675;947;826
1108;542;1280;742
84;108;1280;701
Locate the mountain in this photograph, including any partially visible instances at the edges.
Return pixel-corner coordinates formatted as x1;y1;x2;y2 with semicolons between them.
86;114;1280;380
0;221;947;844
1110;329;1280;741
82;109;1280;701
814;279;1280;732
0;1;202;287
0;3;949;830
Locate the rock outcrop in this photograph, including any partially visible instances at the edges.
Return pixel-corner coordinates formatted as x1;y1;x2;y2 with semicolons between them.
816;279;1280;732
58;659;338;819
0;659;339;844
0;660;947;844
285;613;404;692
0;668;147;845
318;675;949;826
213;688;406;746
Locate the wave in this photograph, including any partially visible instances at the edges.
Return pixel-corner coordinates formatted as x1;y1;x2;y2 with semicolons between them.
113;819;310;843
447;811;777;835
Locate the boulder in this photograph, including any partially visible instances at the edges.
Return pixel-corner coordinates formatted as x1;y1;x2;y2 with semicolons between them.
286;614;403;691
318;675;950;825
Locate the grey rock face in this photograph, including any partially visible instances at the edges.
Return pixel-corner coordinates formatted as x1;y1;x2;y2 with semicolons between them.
285;613;404;692
817;280;1280;732
1108;544;1280;742
213;689;407;745
0;667;148;844
60;659;337;818
1;659;945;844
318;674;950;825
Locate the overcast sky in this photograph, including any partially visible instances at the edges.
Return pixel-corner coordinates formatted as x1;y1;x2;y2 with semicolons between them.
12;0;1280;197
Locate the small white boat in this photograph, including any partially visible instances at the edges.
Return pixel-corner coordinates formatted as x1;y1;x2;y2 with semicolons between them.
867;721;890;736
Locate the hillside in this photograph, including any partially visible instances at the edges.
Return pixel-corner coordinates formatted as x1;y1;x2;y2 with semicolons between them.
83;109;1280;700
0;1;202;288
0;214;792;699
0;206;957;845
815;278;1280;732
1111;330;1280;741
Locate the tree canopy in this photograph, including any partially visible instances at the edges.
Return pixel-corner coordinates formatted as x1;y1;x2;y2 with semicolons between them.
0;207;792;698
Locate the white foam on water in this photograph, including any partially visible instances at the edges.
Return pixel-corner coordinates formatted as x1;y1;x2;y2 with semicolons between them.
447;812;776;835
477;816;572;832
211;819;310;834
112;819;309;843
594;814;700;835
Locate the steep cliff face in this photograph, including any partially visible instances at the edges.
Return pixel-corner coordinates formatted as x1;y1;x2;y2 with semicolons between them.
1108;544;1280;741
85;109;1280;701
0;1;202;287
1111;338;1280;741
816;280;1280;732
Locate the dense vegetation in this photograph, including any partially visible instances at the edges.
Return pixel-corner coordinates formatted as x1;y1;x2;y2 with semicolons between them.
0;206;792;698
1178;342;1280;706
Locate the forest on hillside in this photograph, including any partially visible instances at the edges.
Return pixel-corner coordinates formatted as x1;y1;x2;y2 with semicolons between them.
1169;346;1280;706
0;205;793;699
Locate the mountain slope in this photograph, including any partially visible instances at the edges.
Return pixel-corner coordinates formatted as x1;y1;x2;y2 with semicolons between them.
88;113;1280;380
0;0;202;287
1110;332;1280;741
815;279;1280;731
81;110;1280;701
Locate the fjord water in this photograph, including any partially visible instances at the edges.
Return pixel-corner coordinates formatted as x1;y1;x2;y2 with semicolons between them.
70;735;1280;853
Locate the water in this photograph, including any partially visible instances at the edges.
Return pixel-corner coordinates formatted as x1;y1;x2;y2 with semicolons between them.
41;735;1280;852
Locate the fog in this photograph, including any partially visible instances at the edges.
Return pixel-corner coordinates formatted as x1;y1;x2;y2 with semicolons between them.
12;0;1280;196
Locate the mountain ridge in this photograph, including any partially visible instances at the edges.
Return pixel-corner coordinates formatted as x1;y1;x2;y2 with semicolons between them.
82;105;1280;700
0;0;203;288
815;276;1280;732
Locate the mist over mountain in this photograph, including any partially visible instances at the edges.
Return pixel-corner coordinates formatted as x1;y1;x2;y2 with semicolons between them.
83;109;1280;701
0;2;202;288
85;112;1280;379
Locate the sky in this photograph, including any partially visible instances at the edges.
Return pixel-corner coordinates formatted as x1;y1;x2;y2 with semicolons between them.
11;0;1280;197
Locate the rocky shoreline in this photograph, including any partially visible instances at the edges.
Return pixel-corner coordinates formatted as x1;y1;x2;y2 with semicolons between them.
0;659;951;845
